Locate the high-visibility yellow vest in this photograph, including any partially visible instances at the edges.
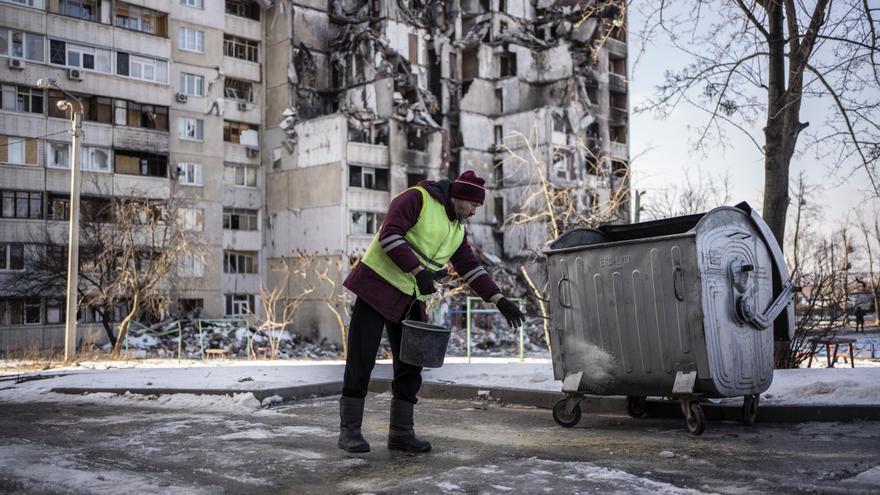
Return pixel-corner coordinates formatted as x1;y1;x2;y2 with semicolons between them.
361;186;465;300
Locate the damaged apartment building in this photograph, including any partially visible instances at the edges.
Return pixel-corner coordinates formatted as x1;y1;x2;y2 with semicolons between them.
0;0;628;350
263;0;630;339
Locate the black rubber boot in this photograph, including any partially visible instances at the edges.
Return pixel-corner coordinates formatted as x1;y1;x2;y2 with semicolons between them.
338;396;370;453
388;398;432;452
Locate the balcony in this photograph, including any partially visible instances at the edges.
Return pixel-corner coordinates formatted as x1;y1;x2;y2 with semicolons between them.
347;142;389;167
606;38;627;59
113;174;170;199
609;107;628;126
608;73;627;94
225;14;261;41
113;127;169;153
610;141;629;160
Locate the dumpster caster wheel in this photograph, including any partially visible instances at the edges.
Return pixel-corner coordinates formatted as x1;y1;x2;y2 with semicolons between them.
626;396;647;418
741;394;759;426
552;399;582;428
685;402;705;436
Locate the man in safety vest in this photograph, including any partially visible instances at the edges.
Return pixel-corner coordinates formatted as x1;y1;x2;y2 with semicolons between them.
338;170;526;454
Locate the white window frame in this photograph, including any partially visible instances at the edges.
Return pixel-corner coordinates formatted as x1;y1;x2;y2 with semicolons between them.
177;252;204;278
6;139;25;165
223;250;257;274
178;117;204;141
1;0;46;9
60;42;112;73
128;55;167;83
82;146;111;173
47;142;71;169
177;162;203;186
1;30;45;62
351;211;384;235
179;72;204;97
224;163;258;188
178;27;205;53
177;207;204;231
225;294;254;317
180;0;203;8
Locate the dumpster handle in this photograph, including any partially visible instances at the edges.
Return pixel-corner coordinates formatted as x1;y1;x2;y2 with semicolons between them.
557;277;572;308
673;265;684;301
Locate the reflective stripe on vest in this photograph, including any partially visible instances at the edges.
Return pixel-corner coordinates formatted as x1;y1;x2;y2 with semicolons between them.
361;186;465;301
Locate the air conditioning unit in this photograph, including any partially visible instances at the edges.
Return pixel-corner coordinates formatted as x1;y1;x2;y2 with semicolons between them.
175;92;188;103
237;101;248;111
8;58;25;70
67;68;84;81
245;147;259;158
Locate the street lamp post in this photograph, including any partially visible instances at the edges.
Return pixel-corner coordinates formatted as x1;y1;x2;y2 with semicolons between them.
36;79;83;362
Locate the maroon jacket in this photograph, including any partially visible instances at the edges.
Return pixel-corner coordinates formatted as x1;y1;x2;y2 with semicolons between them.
343;179;501;322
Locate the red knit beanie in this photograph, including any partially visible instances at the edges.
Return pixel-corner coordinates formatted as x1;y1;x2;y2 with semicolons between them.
450;170;486;205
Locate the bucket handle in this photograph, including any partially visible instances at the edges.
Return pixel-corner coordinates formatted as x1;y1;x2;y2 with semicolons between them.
557;277;572;308
673;265;684;302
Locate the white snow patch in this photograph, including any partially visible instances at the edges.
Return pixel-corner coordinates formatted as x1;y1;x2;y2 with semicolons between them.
843;465;880;484
436;481;462;491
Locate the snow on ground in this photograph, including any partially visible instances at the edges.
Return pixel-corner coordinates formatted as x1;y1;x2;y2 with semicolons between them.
1;356;879;410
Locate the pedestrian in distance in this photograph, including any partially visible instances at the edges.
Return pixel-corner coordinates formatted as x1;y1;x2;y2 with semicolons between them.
338;170;526;454
854;306;866;333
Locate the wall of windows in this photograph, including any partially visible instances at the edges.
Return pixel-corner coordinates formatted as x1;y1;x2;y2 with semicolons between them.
114;2;168;36
114;150;167;177
116;51;168;83
46;91;168;130
1;190;42;219
223;35;258;62
0;136;38;166
0;29;45;62
1;85;44;114
348;165;389;191
222;208;258;230
49;40;112;73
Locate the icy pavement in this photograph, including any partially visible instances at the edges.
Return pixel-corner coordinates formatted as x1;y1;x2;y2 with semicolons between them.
1;358;879;407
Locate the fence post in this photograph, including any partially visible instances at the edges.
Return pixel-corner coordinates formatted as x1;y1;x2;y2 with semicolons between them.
466;298;473;364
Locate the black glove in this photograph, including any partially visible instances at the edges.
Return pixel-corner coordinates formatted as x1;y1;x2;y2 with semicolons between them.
415;269;438;295
496;297;526;328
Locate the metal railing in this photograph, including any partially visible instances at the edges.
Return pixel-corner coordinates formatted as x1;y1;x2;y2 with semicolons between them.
464;296;526;363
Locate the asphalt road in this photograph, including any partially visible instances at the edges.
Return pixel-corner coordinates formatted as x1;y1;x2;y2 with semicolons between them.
0;393;878;494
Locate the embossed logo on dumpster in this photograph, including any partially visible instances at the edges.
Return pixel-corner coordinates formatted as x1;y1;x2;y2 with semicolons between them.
600;255;631;267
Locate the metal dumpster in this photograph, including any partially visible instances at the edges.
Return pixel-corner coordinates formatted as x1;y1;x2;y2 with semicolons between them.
544;202;796;435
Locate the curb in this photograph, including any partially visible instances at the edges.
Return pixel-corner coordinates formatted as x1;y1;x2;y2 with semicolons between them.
52;379;880;422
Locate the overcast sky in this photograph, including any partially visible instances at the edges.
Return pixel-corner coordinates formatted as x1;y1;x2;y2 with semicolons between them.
625;7;876;236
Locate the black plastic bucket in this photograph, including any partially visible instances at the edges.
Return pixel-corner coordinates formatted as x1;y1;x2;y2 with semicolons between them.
399;320;451;368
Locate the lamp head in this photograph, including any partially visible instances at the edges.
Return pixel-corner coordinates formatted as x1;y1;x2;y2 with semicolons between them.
36;78;57;89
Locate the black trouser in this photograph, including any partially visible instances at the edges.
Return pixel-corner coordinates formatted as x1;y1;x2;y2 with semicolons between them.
342;297;423;404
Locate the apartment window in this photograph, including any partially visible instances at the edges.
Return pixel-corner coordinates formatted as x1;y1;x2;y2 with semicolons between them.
114;150;167;177
82;146;111;172
114;2;167;36
0;85;43;114
178;27;205;53
0;244;24;271
177;253;204;277
0;30;43;62
49;40;112;72
23;297;41;325
47;142;70;168
179;73;204;96
181;0;203;8
2;0;46;8
48;193;70;220
406;173;426;187
80;196;113;222
177;207;203;231
223;120;258;144
224;250;257;274
46;299;65;324
223;35;259;62
406;127;427;151
178;298;203;315
349;165;389;191
116;52;168;83
226;0;260;20
0;136;38;166
177;162;203;186
224;163;257;187
1;191;42;218
59;0;99;22
224;78;253;103
351;211;384;235
178;117;204;140
225;294;254;316
222;208;258;230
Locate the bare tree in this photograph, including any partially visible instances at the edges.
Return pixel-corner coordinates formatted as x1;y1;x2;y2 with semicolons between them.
253;280;311;359
634;1;880;244
642;166;732;219
858;208;880;324
8;186;202;353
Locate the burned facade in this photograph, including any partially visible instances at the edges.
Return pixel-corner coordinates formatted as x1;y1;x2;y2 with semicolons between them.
264;0;630;340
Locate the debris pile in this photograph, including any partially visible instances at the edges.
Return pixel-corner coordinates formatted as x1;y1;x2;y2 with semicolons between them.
119;320;341;359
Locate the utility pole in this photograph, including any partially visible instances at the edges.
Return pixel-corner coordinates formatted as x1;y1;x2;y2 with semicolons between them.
633;189;646;223
37;79;83;362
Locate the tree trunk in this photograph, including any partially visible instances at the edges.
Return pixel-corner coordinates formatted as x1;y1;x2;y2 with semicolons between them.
112;293;139;356
762;2;789;245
